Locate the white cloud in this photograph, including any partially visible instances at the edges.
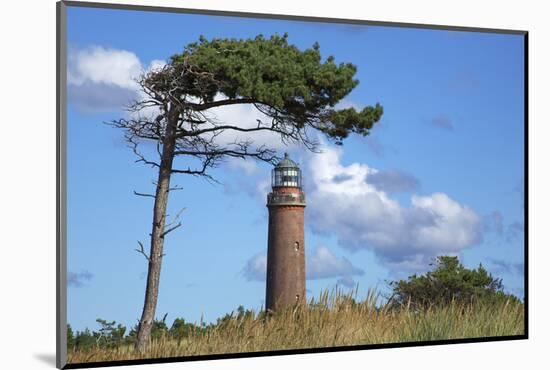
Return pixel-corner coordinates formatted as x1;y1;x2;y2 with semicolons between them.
409;193;482;251
241;246;364;282
202;98;295;151
256;178;271;198
241;252;267;282
336;276;357;288
368;169;419;193
67;82;138;113
147;59;167;72
305;145;483;272
307;246;364;279
68;46;142;90
226;157;259;175
68;46;167;113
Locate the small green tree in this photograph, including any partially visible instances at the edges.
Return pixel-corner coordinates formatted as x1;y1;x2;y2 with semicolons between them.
389;256;520;309
95;319;126;348
73;328;96;350
150;314;169;340
126;323;139;345
67;324;75;350
170;318;206;341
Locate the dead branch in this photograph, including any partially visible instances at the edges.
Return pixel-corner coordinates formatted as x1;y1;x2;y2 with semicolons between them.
133;190;156;199
135;241;150;261
167;185;183;192
161;222;182;238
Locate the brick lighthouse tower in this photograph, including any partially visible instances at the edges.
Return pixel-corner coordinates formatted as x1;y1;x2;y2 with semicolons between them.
265;153;306;311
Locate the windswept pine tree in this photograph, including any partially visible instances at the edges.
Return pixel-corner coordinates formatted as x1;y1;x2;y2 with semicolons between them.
109;33;383;351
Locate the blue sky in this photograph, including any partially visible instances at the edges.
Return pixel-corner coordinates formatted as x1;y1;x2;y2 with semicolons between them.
66;6;525;332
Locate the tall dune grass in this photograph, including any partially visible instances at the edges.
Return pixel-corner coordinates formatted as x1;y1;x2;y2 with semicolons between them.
67;288;524;364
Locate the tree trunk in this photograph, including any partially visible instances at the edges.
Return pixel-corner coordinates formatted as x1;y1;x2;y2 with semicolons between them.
135;110;178;352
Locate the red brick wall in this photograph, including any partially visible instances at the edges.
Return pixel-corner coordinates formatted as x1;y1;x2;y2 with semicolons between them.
265;199;306;311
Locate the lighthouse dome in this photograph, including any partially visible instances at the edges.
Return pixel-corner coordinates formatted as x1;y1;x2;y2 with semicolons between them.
275;152;299;169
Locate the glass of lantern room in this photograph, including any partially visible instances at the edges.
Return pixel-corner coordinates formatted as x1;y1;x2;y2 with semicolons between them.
271;153;302;188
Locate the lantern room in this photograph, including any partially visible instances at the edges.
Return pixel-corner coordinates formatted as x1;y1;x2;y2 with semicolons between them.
271;153;302;188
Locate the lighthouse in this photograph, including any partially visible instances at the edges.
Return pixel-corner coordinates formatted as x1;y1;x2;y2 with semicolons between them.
265;153;306;311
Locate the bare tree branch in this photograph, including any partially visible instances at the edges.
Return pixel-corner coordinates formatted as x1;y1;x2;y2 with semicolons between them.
161;222;182;238
168;185;183;192
135;241;150;261
133;190;156;199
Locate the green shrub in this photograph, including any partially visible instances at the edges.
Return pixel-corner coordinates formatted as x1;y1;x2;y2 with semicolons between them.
389;256;520;309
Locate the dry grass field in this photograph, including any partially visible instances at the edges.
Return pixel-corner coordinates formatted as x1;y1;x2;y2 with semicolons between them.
67;288;524;364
